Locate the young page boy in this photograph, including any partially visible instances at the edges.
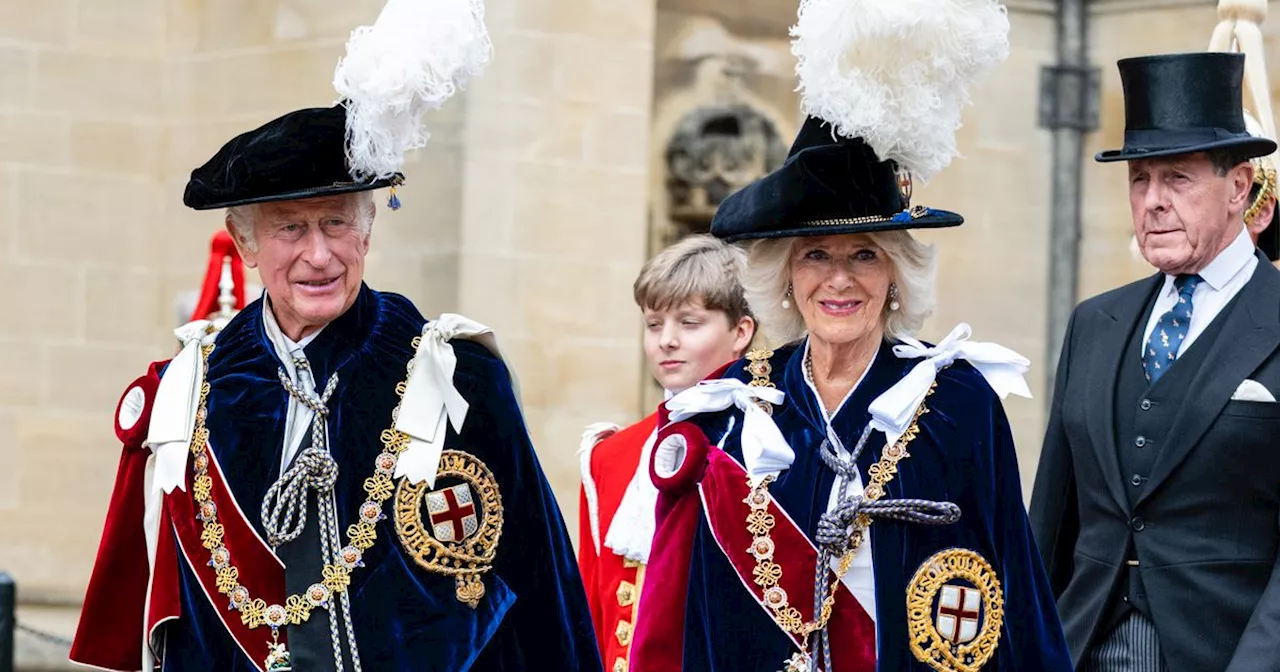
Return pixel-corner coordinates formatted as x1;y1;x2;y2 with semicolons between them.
577;234;755;672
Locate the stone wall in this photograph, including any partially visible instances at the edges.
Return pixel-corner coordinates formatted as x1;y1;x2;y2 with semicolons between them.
454;0;657;527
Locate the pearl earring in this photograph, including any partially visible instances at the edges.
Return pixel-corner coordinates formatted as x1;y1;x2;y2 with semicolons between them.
782;283;793;310
888;284;900;312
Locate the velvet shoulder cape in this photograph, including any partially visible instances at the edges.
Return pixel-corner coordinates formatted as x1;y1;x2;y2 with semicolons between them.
631;339;1072;671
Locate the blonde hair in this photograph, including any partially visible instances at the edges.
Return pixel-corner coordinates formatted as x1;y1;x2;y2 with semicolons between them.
633;234;753;325
743;230;937;344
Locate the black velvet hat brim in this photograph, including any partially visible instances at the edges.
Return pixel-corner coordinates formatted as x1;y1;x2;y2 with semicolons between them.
718;210;963;243
1096;135;1277;163
186;178;397;211
184;104;403;211
710;131;964;243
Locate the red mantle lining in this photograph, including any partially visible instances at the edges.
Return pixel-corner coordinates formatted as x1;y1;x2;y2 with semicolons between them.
168;440;286;671
697;448;877;672
144;504;181;664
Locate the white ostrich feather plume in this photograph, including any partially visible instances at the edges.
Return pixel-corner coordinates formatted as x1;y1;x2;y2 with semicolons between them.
791;0;1010;181
334;0;492;181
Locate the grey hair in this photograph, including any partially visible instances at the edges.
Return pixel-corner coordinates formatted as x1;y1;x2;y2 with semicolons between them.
225;190;377;251
742;230;937;345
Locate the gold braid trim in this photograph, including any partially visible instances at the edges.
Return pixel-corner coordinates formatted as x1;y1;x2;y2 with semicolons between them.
745;349;777;415
740;345;936;645
1246;162;1277;227
801;205;932;228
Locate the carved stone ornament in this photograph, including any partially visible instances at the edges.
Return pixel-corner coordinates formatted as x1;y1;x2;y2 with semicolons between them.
665;104;787;229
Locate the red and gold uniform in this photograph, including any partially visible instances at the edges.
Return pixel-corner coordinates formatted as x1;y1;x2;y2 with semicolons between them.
578;414;658;672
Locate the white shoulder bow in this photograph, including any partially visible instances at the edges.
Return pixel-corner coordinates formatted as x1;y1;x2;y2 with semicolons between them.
394;313;511;487
868;323;1031;447
665;378;788;485
149;320;217;494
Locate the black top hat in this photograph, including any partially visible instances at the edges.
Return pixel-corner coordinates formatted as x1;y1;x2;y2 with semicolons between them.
709;117;963;243
1096;52;1277;163
183;105;400;211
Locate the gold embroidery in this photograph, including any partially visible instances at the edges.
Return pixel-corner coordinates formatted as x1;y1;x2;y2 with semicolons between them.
753;561;783;588
322;564;351;594
907;548;1004;672
284;595;311;625
613;657;628;672
745;349;777;414
393;450;504;608
215;566;239;593
347;522;377;550
200;522;224;550
741;348;935;654
241;598;267;629
746;509;776;536
187;336;417;633
1247;162;1277;226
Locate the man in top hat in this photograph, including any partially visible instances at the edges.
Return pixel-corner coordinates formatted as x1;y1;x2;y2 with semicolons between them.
66;2;601;670
1030;51;1280;672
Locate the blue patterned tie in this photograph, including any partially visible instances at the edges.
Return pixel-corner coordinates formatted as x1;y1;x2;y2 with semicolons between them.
1142;274;1203;383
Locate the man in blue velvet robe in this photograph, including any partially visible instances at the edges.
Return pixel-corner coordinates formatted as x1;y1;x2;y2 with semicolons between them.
69;104;601;672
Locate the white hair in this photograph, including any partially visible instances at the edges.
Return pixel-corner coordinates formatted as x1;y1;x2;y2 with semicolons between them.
225;190;376;251
742;230;937;344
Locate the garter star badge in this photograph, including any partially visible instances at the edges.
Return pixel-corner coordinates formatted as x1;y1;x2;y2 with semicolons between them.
907;548;1004;672
394;449;503;608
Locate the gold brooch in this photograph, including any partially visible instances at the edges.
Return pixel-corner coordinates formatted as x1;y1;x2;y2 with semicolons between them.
907;548;1004;672
745;349;776;414
393;450;503;608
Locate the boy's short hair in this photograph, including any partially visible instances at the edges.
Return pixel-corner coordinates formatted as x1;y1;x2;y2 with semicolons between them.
633;234;753;324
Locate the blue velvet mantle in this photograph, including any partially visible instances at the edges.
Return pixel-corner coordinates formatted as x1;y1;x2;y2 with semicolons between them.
677;340;1073;671
160;285;602;671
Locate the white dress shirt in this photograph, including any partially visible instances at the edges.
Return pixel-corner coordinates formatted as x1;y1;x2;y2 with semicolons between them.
1141;226;1258;358
801;339;879;624
261;296;324;475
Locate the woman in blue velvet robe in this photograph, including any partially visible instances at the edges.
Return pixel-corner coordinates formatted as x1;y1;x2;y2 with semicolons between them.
628;114;1073;672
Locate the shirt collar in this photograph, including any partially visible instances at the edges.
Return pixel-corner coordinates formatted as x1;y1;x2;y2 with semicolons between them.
1170;225;1255;292
262;293;325;364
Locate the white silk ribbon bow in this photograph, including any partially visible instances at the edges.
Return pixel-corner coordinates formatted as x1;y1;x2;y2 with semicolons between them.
665;378;789;485
868;323;1031;448
394;314;504;488
148;320;216;494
